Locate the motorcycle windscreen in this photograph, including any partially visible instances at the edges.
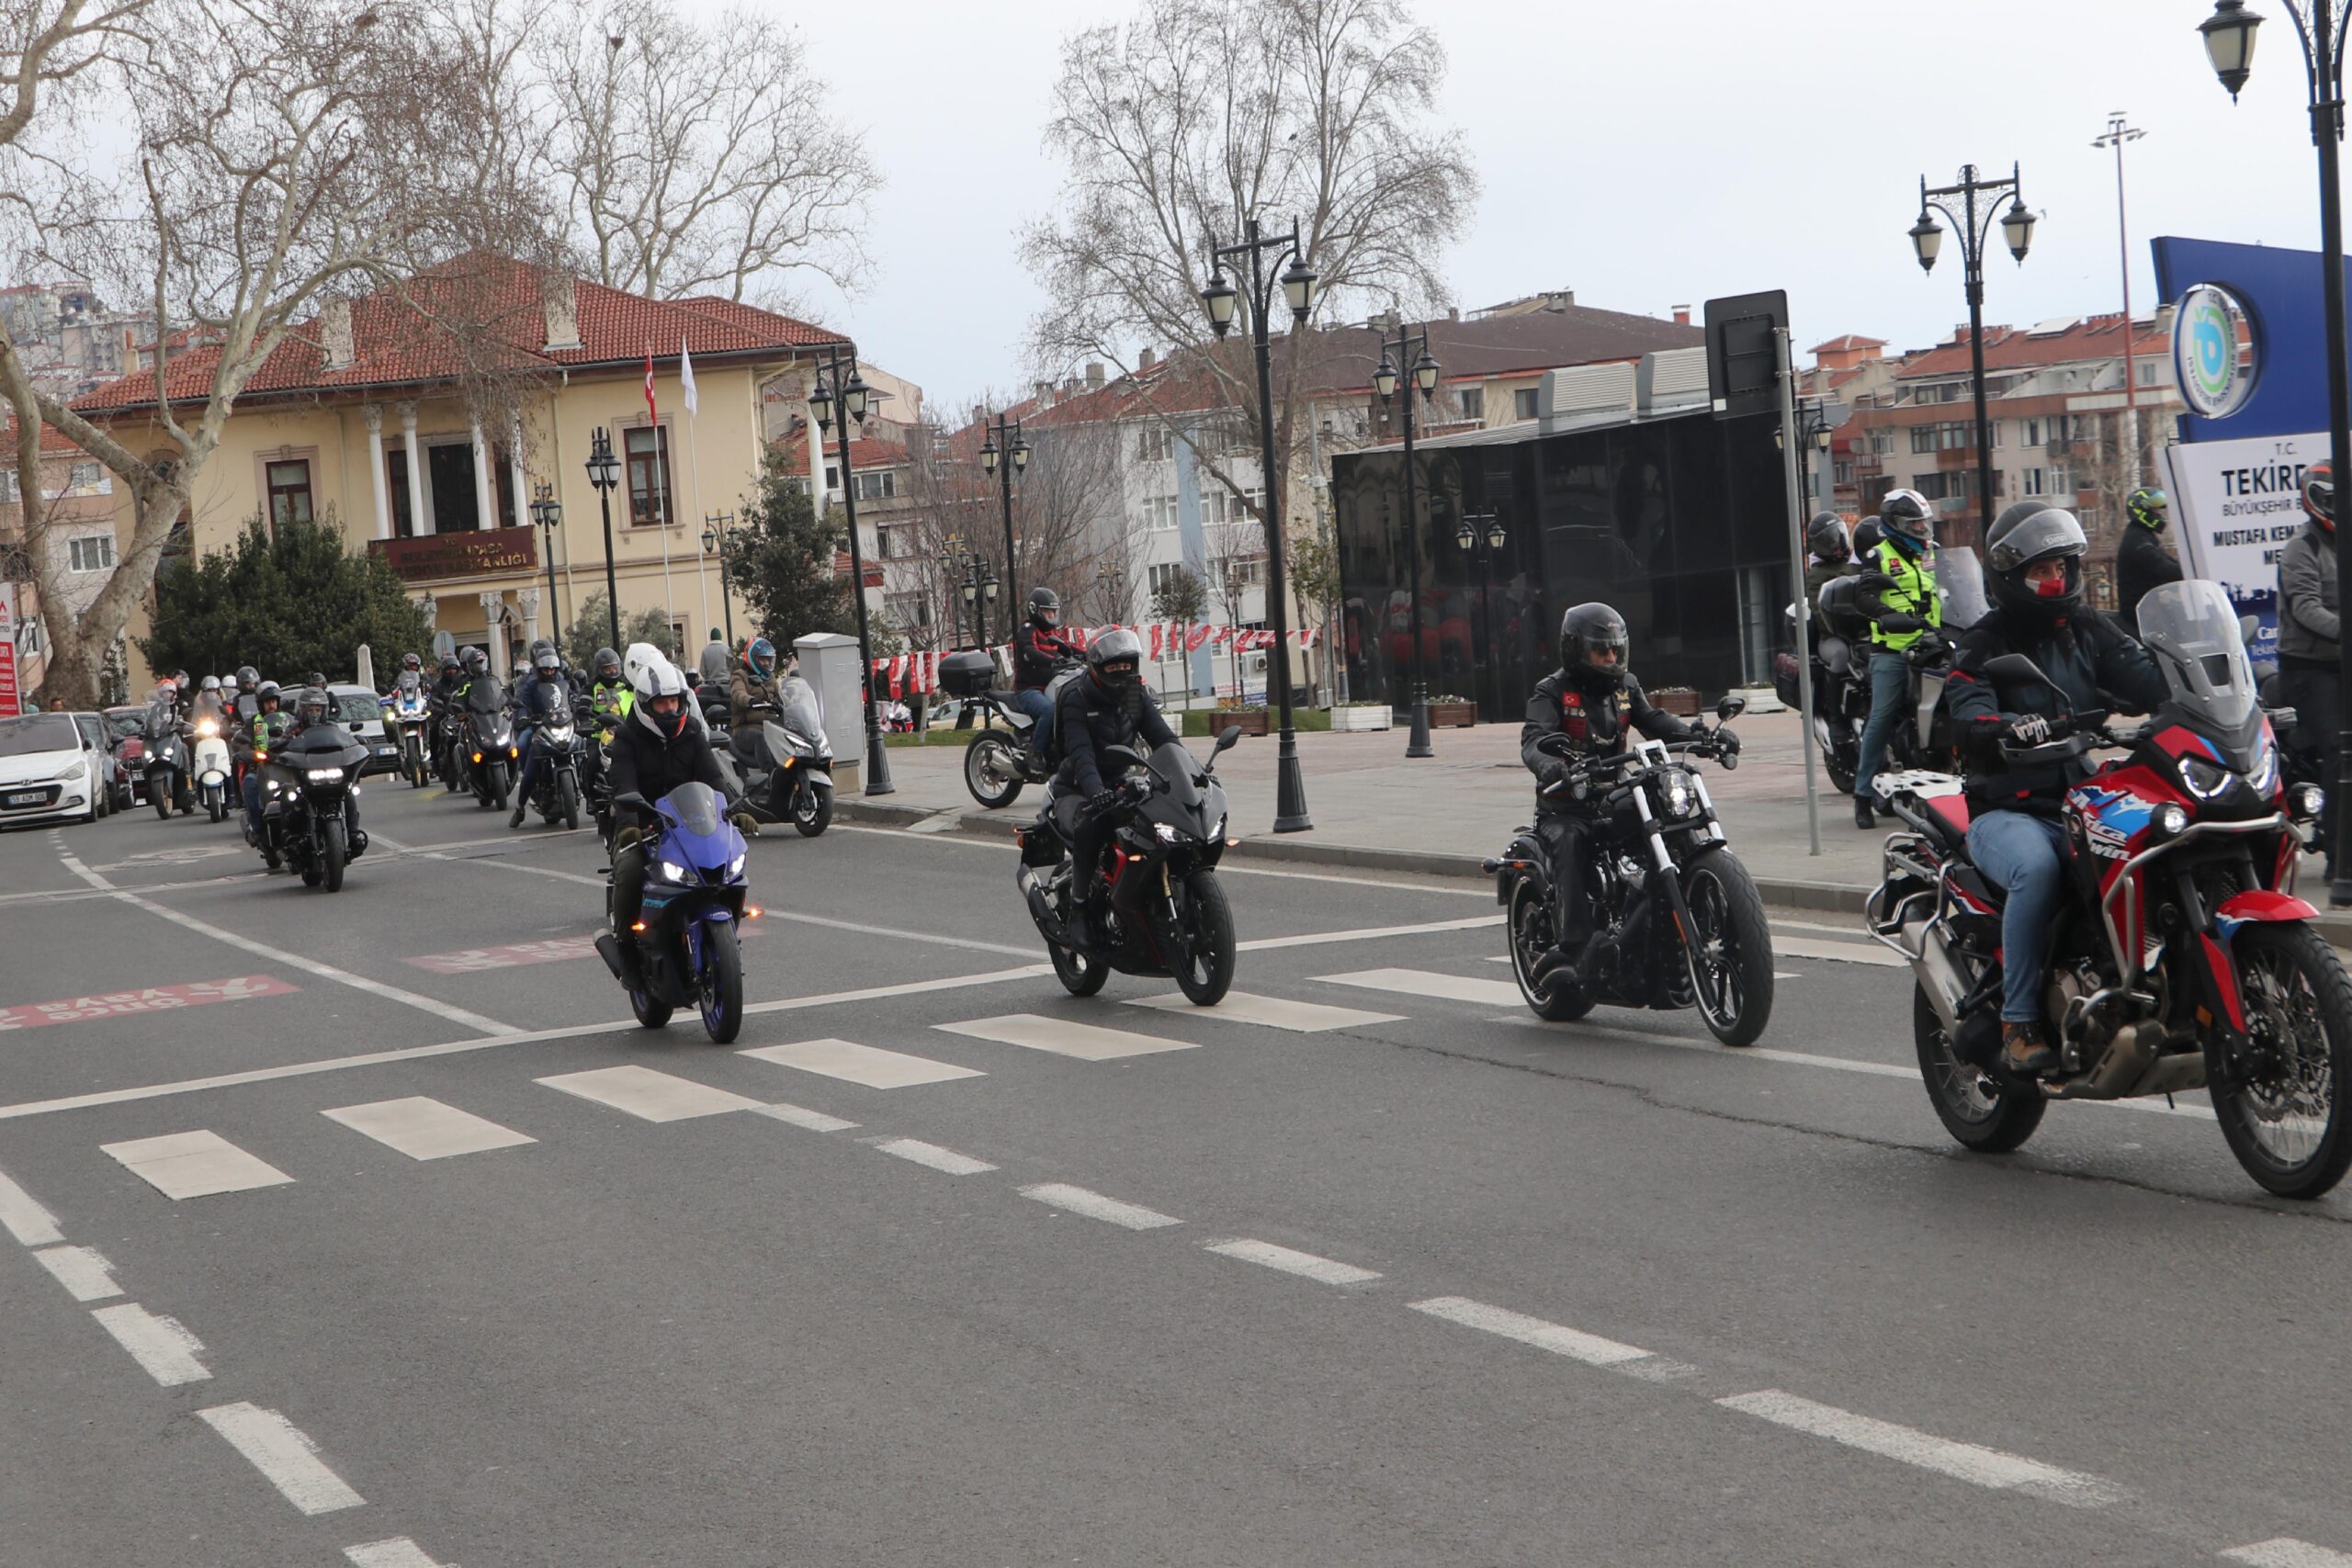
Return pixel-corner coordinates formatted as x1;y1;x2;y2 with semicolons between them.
465;675;507;715
2138;579;2259;731
292;723;369;770
775;677;825;744
1935;547;1991;632
1148;741;1204;809
143;696;175;734
660;781;726;839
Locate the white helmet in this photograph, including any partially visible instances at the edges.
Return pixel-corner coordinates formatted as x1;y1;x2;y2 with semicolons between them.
630;650;691;741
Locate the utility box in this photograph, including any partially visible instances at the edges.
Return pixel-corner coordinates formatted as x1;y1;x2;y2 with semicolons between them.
793;632;863;768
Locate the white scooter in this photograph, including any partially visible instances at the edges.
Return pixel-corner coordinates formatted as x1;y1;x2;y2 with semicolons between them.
191;714;233;823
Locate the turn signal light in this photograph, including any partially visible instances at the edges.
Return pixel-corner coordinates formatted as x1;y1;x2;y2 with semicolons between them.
508;746;519;759
747;906;763;919
630;920;647;933
471;751;483;763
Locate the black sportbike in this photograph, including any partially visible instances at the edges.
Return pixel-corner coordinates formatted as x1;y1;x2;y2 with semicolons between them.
1487;697;1774;1046
1016;728;1241;1005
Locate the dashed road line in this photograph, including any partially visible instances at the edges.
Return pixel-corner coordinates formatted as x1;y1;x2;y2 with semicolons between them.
91;1303;210;1385
752;1101;859;1133
1317;967;1521;1008
1715;1389;2127;1507
870;1137;996;1176
1125;989;1402;1032
2223;1541;2352;1567
1770;934;1907;968
740;1037;985;1088
1410;1294;1658;1369
198;1401;366;1515
345;1540;453;1568
31;1243;121;1301
322;1097;537;1160
0;1162;62;1244
1018;1182;1182;1231
1205;1239;1379;1285
101;1130;295;1201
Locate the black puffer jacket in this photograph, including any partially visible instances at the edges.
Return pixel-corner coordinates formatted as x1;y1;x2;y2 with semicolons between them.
1055;672;1178;796
605;712;728;812
2116;525;2184;629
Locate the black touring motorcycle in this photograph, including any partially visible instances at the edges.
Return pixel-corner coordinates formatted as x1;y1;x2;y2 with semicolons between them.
1487;697;1775;1046
255;721;369;891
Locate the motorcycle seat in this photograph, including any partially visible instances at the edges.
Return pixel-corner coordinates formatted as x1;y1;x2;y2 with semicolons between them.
1924;794;1970;843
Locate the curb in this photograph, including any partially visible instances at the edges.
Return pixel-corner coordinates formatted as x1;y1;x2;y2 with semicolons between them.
833;798;2352;940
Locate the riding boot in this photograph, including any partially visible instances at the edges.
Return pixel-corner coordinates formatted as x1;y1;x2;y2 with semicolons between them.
1853;795;1876;830
509;798;526;829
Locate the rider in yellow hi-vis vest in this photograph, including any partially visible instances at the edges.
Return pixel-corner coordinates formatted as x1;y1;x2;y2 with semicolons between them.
1853;488;1939;828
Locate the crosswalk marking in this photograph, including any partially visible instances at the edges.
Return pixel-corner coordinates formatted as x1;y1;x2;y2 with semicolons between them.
752;1102;859;1133
322;1096;536;1160
935;1013;1195;1062
1316;967;1523;1008
198;1401;366;1515
535;1065;763;1122
345;1540;454;1568
31;1244;121;1302
1125;990;1402;1032
1771;935;1906;968
101;1130;294;1201
1018;1182;1182;1230
738;1038;984;1088
2224;1541;2352;1567
92;1302;210;1385
1715;1390;2125;1506
872;1137;996;1175
1205;1239;1380;1285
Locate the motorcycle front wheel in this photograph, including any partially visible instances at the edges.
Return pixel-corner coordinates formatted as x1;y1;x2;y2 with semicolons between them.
1507;876;1592;1022
559;771;582;831
697;921;744;1043
1155;869;1235;1006
488;762;509;812
1681;848;1774;1047
964;732;1024;809
1913;983;2044;1152
207;787;226;824
152;771;173;819
321;818;346;893
2212;923;2352;1199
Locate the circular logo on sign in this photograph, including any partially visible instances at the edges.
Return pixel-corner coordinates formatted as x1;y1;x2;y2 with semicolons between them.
2174;283;2254;419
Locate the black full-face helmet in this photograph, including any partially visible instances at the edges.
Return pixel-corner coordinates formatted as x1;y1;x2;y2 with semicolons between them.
1558;603;1630;692
1985;501;2087;625
1029;586;1061;627
1087;626;1142;692
1806;512;1849;563
593;647;622;682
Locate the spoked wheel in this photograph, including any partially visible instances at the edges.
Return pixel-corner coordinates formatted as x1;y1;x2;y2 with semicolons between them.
792;784;832;838
1681;848;1774;1047
559;771;582;831
696;921;744;1043
2211;923;2352;1199
320;818;346;892
964;732;1024;809
1507;875;1591;1022
1153;869;1235;1006
1913;984;2044;1152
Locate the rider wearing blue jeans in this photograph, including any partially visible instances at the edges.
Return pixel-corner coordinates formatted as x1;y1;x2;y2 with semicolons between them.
1012;586;1072;756
1853;488;1940;829
508;645;568;828
1946;502;2167;1076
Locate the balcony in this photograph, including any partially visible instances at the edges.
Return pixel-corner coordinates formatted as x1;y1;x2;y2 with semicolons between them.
368;525;537;583
1932;446;1980;469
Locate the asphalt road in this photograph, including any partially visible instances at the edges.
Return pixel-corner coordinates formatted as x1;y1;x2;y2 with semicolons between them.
5;775;2352;1567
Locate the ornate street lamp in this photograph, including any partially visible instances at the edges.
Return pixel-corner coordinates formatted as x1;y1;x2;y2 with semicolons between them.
701;511;736;647
1376;322;1441;759
1910;163;2036;541
810;344;893;795
585;427;621;650
527;480;562;650
979;412;1029;615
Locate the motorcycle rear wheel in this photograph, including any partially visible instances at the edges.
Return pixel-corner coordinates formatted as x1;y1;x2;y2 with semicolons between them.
208;788;225;824
697;921;744;1043
1507;877;1592;1021
1681;848;1774;1047
1049;939;1109;997
965;732;1024;809
321;818;346;893
1913;984;2044;1153
2211;922;2352;1200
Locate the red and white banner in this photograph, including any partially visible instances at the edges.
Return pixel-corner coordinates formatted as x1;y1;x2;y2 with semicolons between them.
0;974;297;1032
0;639;17;718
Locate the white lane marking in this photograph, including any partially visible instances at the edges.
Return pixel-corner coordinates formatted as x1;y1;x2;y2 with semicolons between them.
834;824;1494;897
1238;915;1503;952
0;965;1048;1122
198;1402;366;1515
871;1137;996;1176
91;1302;210;1385
57;851;515;1037
753;1102;859;1133
1481;955;1806;979
101;1130;295;1201
1318;967;1522;1008
1125;989;1402;1032
0;1161;62;1244
322;1097;536;1160
1771;934;1906;968
1205;1238;1379;1285
1715;1390;2126;1506
32;1244;122;1301
345;1540;453;1568
935;1013;1195;1061
536;1066;763;1122
1018;1182;1182;1230
739;1038;985;1089
1410;1295;1656;1368
2223;1540;2352;1567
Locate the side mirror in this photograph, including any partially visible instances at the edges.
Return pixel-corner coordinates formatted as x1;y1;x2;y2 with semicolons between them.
612;790;648;814
1980;652;2048;687
1216;725;1243;753
1715;694;1747;722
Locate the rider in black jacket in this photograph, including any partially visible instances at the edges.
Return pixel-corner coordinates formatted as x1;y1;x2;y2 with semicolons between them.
1050;626;1176;950
1012;587;1075;755
604;653;729;987
2115;486;2184;631
1521;604;1730;986
1945;502;2168;1075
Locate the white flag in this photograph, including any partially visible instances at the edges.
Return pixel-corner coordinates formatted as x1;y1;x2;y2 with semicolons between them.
679;335;698;416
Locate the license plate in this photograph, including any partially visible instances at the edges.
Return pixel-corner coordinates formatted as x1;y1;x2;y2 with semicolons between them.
375;745;396;755
6;790;44;807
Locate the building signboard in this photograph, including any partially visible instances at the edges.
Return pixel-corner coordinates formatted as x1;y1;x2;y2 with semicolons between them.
2173;283;2255;420
2162;427;2319;664
368;526;537;583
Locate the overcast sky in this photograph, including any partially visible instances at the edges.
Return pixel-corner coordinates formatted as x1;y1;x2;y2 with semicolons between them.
754;0;2316;419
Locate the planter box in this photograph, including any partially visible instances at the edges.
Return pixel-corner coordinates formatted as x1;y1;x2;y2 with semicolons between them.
1651;689;1702;718
1215;708;1271;737
1331;705;1393;732
1429;701;1476;728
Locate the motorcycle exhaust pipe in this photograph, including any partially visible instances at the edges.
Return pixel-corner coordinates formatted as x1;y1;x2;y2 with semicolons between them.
1917;922;1971;1037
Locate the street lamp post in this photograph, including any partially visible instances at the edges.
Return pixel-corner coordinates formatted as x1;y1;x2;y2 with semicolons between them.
1203;216;1320;833
1456;510;1508;705
700;511;736;648
809;343;893;795
528;481;562;652
585;427;622;650
1909;163;2038;542
978;415;1030;616
2200;0;2352;904
1374;324;1443;758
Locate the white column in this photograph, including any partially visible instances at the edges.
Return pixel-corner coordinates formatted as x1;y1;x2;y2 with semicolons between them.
399;403;427;536
517;585;540;650
480;592;506;677
470;416;496;530
507;416;529;539
362;405;391;541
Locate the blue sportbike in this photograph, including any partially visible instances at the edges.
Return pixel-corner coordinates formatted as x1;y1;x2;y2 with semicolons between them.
596;782;752;1043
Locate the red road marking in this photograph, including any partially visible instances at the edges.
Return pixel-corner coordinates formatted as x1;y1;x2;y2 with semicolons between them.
405;938;600;975
0;975;299;1032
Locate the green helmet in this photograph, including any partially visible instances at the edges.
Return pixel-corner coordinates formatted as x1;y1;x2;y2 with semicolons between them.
2126;486;2169;531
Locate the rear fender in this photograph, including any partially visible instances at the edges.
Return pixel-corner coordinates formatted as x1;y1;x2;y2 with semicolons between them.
1486;832;1548;905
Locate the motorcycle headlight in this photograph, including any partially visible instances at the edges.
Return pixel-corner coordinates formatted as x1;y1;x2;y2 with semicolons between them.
1661;774;1696;818
2179;755;2235;801
728;853;745;878
196;719;218;737
2248;741;2280;796
2154;801;2191;839
659;858;689;883
306;768;343;783
1154;821;1184;844
2292;782;2327;822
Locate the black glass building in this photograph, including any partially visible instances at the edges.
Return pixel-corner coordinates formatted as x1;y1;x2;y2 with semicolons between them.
1330;385;1792;722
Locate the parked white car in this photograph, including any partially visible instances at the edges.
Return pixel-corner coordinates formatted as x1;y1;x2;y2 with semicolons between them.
0;711;105;826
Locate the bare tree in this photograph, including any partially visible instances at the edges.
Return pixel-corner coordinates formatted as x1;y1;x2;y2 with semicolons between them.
0;0;551;705
536;0;878;307
1021;0;1476;549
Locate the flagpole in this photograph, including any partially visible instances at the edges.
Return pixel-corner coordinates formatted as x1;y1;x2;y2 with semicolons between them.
683;336;711;646
647;344;676;639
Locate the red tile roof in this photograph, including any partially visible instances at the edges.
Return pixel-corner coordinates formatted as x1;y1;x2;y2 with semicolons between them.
72;254;847;415
774;430;909;470
1894;312;2166;379
0;420;94;458
1811;333;1887;354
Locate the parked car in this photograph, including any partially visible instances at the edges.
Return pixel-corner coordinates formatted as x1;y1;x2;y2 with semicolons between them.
0;711;106;827
72;711;132;814
326;682;400;775
103;705;152;801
